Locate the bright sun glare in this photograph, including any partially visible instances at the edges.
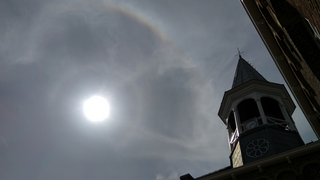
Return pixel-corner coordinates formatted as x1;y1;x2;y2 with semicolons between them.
83;96;110;122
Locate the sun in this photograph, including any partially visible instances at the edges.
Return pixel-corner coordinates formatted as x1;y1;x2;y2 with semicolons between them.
83;96;110;122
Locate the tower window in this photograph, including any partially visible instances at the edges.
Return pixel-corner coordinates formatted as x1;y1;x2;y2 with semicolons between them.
237;99;260;123
261;97;284;120
228;112;236;133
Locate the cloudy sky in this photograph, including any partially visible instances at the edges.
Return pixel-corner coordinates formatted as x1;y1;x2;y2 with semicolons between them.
0;0;317;180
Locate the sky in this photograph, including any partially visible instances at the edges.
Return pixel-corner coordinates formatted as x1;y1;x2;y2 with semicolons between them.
0;0;317;180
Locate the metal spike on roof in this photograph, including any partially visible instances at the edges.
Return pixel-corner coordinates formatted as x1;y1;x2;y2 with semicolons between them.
232;55;267;88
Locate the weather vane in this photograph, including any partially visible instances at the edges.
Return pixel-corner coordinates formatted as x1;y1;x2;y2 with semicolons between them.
235;48;244;57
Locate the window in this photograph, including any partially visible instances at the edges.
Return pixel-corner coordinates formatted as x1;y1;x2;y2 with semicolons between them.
305;18;320;40
261;97;284;120
237;99;260;123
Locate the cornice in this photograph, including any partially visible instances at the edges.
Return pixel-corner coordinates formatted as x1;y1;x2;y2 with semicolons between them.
218;80;295;123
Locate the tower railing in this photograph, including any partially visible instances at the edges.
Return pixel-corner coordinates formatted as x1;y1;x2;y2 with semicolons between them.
266;116;289;131
240;116;292;132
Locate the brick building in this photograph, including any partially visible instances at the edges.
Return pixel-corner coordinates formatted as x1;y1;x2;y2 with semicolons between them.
286;0;320;32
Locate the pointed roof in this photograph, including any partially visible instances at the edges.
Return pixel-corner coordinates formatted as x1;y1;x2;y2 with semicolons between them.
232;55;267;88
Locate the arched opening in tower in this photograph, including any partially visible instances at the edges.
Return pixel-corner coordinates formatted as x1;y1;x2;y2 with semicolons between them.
237;99;260;123
228;112;236;135
261;97;284;120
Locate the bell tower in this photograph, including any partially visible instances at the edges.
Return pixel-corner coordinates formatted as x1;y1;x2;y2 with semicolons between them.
218;55;304;168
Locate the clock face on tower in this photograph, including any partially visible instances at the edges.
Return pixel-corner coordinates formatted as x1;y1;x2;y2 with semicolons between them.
246;138;269;158
244;120;258;130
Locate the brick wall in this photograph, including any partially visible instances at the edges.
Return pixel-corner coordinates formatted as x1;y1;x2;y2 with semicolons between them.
282;0;320;111
266;0;320;113
286;0;320;32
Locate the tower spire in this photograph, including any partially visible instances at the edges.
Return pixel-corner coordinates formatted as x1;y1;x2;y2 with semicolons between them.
232;54;267;88
236;48;244;58
219;53;303;168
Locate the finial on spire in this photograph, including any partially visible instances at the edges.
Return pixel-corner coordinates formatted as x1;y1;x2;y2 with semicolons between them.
235;48;244;58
